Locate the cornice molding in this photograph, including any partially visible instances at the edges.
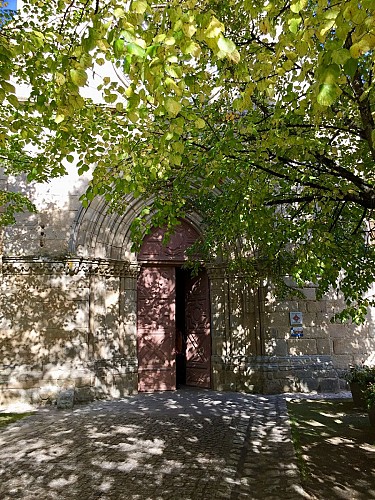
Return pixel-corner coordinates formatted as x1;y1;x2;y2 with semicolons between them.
1;256;132;277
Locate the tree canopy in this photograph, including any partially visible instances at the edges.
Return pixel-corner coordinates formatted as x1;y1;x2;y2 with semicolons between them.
1;0;375;321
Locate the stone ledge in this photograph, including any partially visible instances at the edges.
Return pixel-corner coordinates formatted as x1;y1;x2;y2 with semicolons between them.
1;256;133;277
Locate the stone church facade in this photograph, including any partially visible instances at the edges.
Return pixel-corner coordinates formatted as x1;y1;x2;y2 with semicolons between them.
1;170;375;405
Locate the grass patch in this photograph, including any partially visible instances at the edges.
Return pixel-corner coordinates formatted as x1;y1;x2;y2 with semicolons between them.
288;409;310;480
0;412;34;429
287;398;375;499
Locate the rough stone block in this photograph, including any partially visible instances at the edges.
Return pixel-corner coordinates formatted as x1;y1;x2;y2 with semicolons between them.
272;339;288;356
332;354;354;369
265;300;302;313
74;386;95;403
266;312;289;329
305;300;327;313
288;338;317;355
316;338;332;355
301;288;317;300
326;323;351;338
56;387;74;409
299;377;320;392
301;312;319;327
333;338;363;355
318;378;340;393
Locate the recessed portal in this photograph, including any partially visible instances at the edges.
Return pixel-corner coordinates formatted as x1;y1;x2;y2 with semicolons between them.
136;220;211;392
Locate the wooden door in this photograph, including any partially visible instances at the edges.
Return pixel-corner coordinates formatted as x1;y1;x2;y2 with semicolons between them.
185;269;211;388
137;266;176;391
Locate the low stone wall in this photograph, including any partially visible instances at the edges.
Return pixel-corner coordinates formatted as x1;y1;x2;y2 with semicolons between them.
212;355;342;394
0;358;138;406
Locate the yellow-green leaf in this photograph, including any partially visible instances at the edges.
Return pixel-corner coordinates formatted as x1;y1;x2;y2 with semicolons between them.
217;36;237;54
70;69;88;87
195;118;206;129
288;17;301;34
183;23;196;38
204;17;224;39
183;41;201;58
114;7;125;18
131;0;148;14
317;83;341;106
290;0;307;14
165;98;182;118
164;36;176;46
54;114;65;124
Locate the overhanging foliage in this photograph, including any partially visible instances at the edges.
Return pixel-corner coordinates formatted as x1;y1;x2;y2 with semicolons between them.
0;0;374;321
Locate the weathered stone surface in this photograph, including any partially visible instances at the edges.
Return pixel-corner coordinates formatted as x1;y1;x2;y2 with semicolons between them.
318;377;340;393
316;338;332;354
0;181;374;402
56;387;74;409
288;338;317;355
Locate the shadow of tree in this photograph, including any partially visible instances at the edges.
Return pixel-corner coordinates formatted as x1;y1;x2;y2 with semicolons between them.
0;390;304;500
288;398;375;499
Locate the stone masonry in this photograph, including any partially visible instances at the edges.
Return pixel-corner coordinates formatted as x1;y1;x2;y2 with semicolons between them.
0;168;374;404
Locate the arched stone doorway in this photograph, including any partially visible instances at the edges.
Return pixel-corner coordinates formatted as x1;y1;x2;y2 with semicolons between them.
137;220;211;392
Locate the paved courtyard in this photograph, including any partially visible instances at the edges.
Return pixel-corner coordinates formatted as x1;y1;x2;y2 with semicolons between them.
0;389;310;500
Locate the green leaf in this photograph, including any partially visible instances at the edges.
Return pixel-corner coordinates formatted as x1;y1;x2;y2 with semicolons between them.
288;17;301;34
114;38;125;57
331;48;350;66
7;94;19;108
1;81;15;93
319;64;340;85
126;43;145;58
317;83;340;106
70;68;88;87
195;118;206;129
131;0;148;14
217;36;236;54
344;58;358;78
290;0;307;14
165;98;182;118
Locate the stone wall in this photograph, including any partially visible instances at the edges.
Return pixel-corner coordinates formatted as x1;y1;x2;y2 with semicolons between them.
262;285;375;382
1;175;374;403
0;257;138;405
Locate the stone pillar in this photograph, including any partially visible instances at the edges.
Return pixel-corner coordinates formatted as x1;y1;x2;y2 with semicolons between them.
89;272;107;359
120;264;139;360
255;285;266;356
207;265;231;390
228;275;258;358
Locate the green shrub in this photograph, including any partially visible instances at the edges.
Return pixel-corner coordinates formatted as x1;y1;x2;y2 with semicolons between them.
345;365;375;385
364;383;375;409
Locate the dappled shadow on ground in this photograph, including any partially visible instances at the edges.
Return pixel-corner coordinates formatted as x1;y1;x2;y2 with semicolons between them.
0;389;304;500
0;389;248;500
288;398;375;500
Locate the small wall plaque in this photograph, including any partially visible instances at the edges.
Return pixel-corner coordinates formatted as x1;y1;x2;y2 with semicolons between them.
290;326;304;338
290;311;303;325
